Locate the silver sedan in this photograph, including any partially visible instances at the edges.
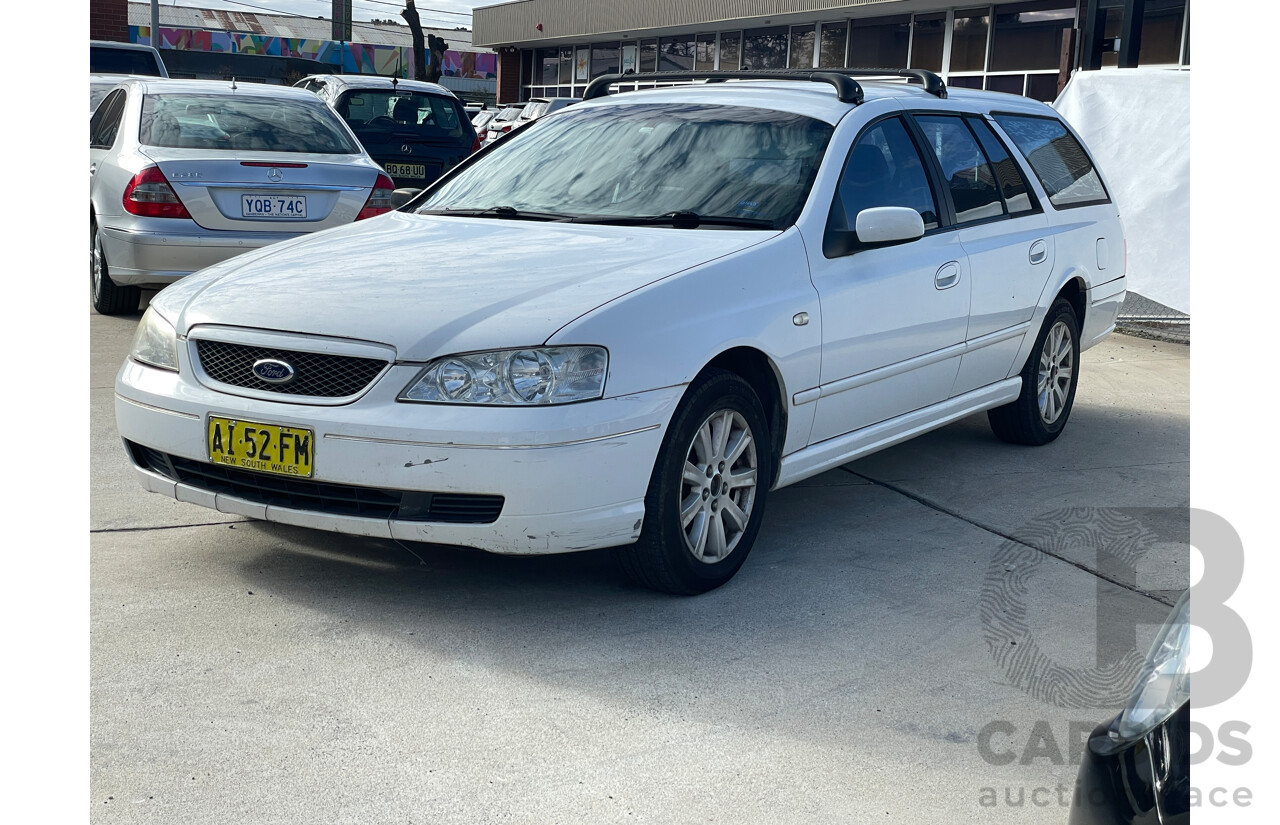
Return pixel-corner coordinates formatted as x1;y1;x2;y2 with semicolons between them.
90;79;392;315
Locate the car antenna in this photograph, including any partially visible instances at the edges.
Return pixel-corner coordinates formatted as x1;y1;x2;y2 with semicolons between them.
230;77;238;91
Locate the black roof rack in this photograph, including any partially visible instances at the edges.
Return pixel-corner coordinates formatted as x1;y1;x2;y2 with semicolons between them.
582;68;946;105
839;68;947;99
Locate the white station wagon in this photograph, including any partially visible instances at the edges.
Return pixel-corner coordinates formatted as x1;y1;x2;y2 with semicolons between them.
115;69;1126;594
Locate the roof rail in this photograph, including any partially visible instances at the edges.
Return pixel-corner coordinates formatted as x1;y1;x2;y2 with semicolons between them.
581;67;948;104
583;70;866;104
837;68;947;98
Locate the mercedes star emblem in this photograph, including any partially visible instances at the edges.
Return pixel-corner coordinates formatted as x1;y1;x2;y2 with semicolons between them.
266;167;283;182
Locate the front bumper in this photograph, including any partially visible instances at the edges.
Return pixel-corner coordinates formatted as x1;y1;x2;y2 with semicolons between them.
115;354;681;554
100;221;303;287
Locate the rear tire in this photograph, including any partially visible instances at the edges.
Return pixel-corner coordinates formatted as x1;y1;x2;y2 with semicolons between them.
619;370;772;595
988;297;1080;445
91;218;140;316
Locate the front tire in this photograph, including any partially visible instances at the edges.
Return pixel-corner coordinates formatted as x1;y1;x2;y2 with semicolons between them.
91;218;140;316
988;297;1081;445
620;370;772;595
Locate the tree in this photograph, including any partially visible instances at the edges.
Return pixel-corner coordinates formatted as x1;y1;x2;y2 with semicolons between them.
401;0;427;81
425;33;449;84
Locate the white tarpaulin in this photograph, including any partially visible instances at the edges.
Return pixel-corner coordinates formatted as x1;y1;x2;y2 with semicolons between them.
1053;68;1190;314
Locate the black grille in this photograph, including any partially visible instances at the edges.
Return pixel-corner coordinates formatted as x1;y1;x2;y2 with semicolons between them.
195;340;387;398
127;441;504;524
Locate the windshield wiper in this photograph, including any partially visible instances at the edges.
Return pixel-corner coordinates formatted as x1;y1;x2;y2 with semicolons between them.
571;211;777;229
421;206;575;222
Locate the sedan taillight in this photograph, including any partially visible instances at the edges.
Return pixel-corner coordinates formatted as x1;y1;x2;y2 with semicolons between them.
356;173;396;220
471;134;481;154
122;166;191;219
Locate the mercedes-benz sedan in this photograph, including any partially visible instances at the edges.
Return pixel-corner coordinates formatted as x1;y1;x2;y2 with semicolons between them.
90;79;392;314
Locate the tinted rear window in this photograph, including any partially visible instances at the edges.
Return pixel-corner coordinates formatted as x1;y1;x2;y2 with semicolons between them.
993;113;1108;208
337;90;469;141
90;46;162;76
139;93;358;153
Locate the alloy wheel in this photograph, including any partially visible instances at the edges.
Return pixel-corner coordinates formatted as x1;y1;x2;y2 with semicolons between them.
1037;320;1074;424
679;409;758;563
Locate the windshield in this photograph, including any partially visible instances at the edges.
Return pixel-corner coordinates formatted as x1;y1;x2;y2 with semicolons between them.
494;107;523;123
139;93;358;153
337;90;468;141
521;101;549;120
416;103;834;228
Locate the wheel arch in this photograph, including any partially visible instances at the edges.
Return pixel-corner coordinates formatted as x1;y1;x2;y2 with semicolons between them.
696;346;787;489
1055;275;1088;330
1008;267;1091;380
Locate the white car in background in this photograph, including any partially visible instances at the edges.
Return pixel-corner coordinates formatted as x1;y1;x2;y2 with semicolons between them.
116;70;1126;594
90;79;392;314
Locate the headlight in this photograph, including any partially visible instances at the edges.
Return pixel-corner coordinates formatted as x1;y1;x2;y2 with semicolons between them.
1110;589;1190;742
129;307;179;372
399;346;607;405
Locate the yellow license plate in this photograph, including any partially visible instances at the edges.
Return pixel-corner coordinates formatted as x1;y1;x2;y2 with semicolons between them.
207;416;314;478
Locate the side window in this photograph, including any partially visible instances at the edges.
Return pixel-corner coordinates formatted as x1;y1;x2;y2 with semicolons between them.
914;115;1004;224
992;113;1109;208
830;117;939;235
968;117;1036;215
90;90;126;149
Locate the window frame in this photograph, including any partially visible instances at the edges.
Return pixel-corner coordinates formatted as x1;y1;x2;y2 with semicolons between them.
989;110;1113;210
90;89;127;150
823;113;947;259
965;114;1042;216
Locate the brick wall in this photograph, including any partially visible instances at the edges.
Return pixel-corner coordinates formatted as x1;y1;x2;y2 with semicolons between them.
497;48;521;104
91;0;130;42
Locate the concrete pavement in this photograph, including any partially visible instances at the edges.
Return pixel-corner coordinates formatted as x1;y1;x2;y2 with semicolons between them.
91;302;1189;824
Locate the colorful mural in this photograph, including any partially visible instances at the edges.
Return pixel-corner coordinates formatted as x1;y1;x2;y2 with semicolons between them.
131;26;496;79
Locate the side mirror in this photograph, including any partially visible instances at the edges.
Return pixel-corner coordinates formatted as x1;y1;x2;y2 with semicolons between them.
822;206;925;258
391;188;423;209
855;206;925;245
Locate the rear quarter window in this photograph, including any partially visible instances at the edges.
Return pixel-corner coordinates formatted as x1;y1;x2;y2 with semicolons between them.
992;113;1109;208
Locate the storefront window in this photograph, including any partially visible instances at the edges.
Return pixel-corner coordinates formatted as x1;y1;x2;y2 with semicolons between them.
720;32;741;70
951;9;990;73
659;37;695;71
819;22;847;68
742;26;788;70
696;34;717;71
640;39;657;73
1101;0;1186;66
520;49;534;90
848;15;910;69
910;13;946;72
989;1;1074;72
789;25;815;69
1024;73;1058;101
559;47;573;84
591;42;620;78
536;48;558;86
986;74;1024;94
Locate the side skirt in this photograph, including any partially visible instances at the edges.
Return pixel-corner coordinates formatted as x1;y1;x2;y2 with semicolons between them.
775;377;1022;489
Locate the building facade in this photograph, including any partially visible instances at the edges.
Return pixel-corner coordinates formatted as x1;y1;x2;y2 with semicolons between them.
473;0;1189;103
117;2;498;99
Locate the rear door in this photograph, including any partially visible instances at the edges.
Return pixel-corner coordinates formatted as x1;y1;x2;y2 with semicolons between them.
909;113;1053;396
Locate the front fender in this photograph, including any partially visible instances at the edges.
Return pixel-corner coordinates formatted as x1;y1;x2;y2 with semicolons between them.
548;228;821;454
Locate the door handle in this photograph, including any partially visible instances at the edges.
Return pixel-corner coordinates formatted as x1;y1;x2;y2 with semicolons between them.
935;261;960;290
1029;239;1048;265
